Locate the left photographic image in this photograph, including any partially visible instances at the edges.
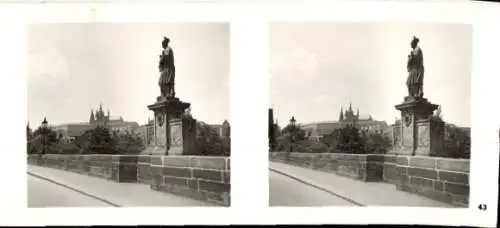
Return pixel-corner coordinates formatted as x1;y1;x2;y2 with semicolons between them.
26;23;230;207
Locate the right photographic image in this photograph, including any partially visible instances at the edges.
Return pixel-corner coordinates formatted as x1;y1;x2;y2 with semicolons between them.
268;22;471;207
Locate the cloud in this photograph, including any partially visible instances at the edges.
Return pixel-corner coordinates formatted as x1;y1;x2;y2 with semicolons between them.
29;47;70;87
270;48;320;82
313;93;331;104
64;96;78;105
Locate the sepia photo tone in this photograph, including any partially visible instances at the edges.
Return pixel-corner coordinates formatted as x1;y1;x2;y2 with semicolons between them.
269;22;471;207
27;23;230;207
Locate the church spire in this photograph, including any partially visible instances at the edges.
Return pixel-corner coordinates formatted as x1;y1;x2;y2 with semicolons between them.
339;106;344;121
356;107;359;119
90;109;95;122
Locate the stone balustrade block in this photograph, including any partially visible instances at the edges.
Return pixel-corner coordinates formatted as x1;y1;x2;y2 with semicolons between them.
269;152;469;207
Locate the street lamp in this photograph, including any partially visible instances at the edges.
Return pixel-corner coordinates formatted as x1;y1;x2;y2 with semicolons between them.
289;116;297;152
289;116;296;127
290;134;296;152
41;117;48;129
41;117;48;154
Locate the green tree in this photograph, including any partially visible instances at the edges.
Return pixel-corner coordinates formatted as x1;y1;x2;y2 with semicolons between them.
28;135;42;154
299;139;329;153
443;125;470;159
319;126;365;154
74;130;92;154
196;122;230;156
27;123;32;141
275;135;290;152
80;125;115;154
281;124;306;141
277;124;306;152
27;123;33;154
361;131;392;154
269;122;282;152
57;140;80;154
30;126;59;154
335;125;364;154
112;130;146;155
320;128;342;152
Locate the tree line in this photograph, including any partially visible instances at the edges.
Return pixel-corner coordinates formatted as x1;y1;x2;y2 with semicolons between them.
271;123;393;155
27;122;230;156
270;120;470;159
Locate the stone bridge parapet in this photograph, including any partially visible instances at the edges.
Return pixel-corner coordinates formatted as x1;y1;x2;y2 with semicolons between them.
269;152;469;207
28;154;230;206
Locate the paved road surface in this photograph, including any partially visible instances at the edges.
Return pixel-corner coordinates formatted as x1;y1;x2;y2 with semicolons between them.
27;165;221;207
28;174;112;207
269;171;357;206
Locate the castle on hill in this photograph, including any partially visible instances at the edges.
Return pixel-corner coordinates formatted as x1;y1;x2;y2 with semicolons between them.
51;103;140;141
269;102;389;142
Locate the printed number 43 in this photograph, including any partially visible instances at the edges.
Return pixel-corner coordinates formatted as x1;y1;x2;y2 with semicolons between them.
478;204;487;211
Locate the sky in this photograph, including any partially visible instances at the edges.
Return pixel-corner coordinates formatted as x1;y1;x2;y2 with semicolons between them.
27;23;229;128
270;22;472;128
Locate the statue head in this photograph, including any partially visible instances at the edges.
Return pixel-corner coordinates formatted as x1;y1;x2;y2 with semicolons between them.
162;37;170;49
411;36;419;49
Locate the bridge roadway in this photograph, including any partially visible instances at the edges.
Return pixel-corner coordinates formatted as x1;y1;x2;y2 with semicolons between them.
269;161;457;207
269;171;357;206
27;165;219;207
28;174;112;207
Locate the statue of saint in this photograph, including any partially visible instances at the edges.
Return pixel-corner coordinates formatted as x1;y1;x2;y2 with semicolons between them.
158;37;176;98
406;36;425;98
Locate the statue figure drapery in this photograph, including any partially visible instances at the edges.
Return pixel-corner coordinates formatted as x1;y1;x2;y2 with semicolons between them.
158;37;176;98
406;36;425;98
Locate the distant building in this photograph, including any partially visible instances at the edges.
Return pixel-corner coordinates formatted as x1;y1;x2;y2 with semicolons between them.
209;120;231;139
300;103;389;141
52;103;139;141
301;121;343;141
444;123;471;139
137;118;155;147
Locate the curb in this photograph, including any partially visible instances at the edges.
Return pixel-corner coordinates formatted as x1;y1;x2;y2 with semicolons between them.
28;171;121;207
269;168;365;206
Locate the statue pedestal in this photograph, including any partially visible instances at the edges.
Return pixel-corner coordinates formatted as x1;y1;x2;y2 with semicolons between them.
393;96;444;156
146;97;198;156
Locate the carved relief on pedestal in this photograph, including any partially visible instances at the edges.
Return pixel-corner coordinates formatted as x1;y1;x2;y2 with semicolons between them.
157;113;165;127
401;112;414;148
155;113;166;147
417;123;430;147
170;123;182;147
403;112;413;127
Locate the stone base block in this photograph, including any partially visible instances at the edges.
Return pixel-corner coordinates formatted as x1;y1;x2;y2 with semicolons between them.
154;183;230;206
398;182;468;207
141;146;167;156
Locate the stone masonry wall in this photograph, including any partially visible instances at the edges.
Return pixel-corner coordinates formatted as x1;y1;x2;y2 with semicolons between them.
28;154;231;206
137;155;153;184
382;154;469;206
149;156;230;206
269;152;469;207
28;154;138;182
269;152;384;182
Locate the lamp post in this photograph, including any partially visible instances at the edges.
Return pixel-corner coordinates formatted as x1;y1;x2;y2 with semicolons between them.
289;116;297;152
41;117;48;155
289;116;296;127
